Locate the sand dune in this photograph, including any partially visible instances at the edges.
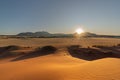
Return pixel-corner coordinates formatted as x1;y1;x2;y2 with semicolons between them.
0;54;119;80
0;38;120;80
0;54;86;80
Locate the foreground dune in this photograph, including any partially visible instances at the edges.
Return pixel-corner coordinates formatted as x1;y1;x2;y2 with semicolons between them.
0;53;120;80
0;38;120;80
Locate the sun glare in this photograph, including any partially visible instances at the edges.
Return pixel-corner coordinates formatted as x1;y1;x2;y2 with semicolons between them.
75;28;84;34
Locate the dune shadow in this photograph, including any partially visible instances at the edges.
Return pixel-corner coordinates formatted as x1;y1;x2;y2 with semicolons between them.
68;45;120;61
0;45;22;58
1;45;120;62
92;45;120;53
12;46;57;61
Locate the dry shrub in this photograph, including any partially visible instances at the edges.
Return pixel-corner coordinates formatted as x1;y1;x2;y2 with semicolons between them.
92;45;107;48
117;44;120;46
40;46;57;53
4;45;20;51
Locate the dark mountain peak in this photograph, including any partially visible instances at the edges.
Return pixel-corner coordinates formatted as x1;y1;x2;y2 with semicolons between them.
17;32;33;36
17;31;73;37
81;32;97;36
35;31;50;34
74;32;97;37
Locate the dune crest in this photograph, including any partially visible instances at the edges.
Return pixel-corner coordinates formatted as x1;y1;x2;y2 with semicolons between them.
0;38;120;80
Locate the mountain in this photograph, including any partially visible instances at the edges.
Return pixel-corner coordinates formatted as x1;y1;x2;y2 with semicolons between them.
16;31;120;38
17;32;34;36
17;31;73;38
78;32;97;37
17;31;51;37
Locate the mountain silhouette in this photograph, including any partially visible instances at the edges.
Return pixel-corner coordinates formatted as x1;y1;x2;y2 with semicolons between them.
16;31;120;38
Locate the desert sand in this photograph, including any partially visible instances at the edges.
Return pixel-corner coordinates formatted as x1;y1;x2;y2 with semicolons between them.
0;38;120;47
0;38;120;80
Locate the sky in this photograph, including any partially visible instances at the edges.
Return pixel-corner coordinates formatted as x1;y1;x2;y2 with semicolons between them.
0;0;120;35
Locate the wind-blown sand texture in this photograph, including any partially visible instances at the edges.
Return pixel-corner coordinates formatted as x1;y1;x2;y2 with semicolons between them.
0;38;120;80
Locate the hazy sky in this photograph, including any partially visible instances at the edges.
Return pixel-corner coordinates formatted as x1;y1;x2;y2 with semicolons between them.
0;0;120;35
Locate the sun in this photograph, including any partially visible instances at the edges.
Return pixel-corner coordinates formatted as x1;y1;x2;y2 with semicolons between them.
75;28;84;34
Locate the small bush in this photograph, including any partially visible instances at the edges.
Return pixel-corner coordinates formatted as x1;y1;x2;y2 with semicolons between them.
40;46;57;53
117;44;120;46
68;45;81;49
4;45;20;51
92;45;106;48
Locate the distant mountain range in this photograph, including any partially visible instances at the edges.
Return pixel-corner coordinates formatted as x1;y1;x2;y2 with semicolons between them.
16;31;120;38
17;31;73;38
0;31;120;38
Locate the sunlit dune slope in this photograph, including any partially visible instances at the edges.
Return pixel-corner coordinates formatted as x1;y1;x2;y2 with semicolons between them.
0;53;120;80
0;54;86;80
